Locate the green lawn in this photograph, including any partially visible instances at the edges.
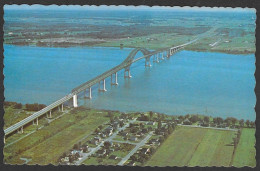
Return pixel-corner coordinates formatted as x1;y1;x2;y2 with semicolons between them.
232;128;256;167
145;126;236;167
4;109;109;165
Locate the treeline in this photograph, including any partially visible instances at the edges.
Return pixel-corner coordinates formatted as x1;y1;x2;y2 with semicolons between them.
4;101;47;111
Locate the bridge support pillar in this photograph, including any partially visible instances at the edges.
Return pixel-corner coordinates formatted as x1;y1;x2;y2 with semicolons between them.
153;55;156;62
161;53;164;60
17;126;23;134
156;54;159;63
61;103;64;112
33;118;39;125
124;70;132;78
4;136;5;144
99;79;107;92
73;94;78;108
111;73;118;86
145;58;151;67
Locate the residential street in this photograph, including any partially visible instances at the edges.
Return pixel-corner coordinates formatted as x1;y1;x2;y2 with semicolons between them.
75;118;137;165
117;131;153;166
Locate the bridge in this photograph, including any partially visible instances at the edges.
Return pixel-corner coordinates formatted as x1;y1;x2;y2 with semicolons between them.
4;39;197;142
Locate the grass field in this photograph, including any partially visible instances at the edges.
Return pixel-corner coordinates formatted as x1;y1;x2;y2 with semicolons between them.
4;108;109;165
145;126;237;167
232;128;256;167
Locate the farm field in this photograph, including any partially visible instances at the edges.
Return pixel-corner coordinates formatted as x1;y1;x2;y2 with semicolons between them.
145;126;237;167
4;108;110;165
232;128;256;167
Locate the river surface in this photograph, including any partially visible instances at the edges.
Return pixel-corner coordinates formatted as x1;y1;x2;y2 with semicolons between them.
4;44;255;120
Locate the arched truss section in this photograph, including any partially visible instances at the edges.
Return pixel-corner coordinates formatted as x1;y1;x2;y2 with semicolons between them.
122;48;151;67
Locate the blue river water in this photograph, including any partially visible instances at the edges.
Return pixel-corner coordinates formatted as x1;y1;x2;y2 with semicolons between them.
4;44;255;120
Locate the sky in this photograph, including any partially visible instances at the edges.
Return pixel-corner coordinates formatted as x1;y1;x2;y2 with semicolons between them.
4;5;256;13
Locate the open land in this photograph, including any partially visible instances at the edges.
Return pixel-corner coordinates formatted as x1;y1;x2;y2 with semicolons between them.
4;104;255;166
232;128;256;167
4;10;255;54
145;126;236;167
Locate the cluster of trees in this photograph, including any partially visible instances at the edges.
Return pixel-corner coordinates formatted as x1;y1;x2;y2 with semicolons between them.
4;101;22;109
176;114;255;128
25;103;46;111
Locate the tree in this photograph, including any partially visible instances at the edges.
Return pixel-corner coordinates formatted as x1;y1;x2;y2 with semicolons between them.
204;116;210;123
149;111;153;121
168;125;173;134
245;120;250;127
130;155;137;161
250;121;255;128
158;119;162;130
98;125;103;130
185;114;190;119
95;128;100;134
239;119;244;127
178;116;184;121
73;144;79;150
104;141;111;149
14;103;22;109
190;115;199;123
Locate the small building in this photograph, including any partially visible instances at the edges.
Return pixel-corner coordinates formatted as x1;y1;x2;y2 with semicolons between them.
90;139;98;145
100;133;107;138
183;119;192;125
127;161;136;166
129;136;138;141
109;155;118;160
94;136;101;142
140;148;150;155
121;132;128;137
96;149;107;157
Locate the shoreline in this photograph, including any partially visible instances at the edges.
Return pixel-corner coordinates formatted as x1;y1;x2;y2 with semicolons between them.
3;43;255;55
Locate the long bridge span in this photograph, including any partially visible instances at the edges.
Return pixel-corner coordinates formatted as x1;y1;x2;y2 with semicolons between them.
4;39;197;141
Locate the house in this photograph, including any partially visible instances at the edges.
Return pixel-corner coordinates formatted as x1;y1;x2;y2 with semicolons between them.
94;136;101;142
141;128;148;133
129;136;138;141
183;119;192;125
90;139;98;145
136;132;144;138
120;131;128;137
96;149;107;157
100;133;106;138
127;161;136;166
108;148;115;153
109;155;118;160
140;148;150;155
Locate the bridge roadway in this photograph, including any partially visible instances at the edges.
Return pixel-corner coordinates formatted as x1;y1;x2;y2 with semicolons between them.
4;39;197;138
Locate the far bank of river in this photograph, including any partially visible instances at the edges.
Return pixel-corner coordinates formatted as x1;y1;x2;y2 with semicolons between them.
3;44;256;120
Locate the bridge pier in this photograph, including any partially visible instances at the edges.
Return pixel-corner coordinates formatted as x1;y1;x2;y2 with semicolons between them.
153;54;156;62
124;69;132;78
156;54;159;63
99;79;107;92
73;94;78;108
145;58;151;67
61;103;64;112
84;87;92;99
161;52;164;60
111;72;118;86
17;126;23;134
33;118;39;125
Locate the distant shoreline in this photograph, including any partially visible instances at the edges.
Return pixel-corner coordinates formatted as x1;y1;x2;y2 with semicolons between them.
3;42;255;55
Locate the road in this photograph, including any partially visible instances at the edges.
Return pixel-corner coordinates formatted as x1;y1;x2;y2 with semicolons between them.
75;118;136;165
117;131;153;166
